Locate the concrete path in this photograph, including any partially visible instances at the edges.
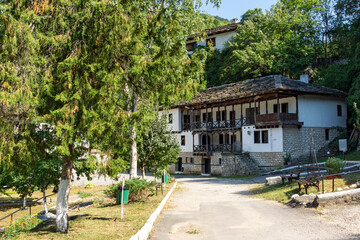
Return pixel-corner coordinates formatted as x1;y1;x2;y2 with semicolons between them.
149;176;356;240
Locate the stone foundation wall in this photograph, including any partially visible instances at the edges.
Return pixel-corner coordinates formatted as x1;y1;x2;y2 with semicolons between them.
249;152;284;171
283;127;343;163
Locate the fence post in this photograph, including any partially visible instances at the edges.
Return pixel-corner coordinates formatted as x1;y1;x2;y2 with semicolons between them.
29;206;31;216
332;176;335;192
322;178;324;194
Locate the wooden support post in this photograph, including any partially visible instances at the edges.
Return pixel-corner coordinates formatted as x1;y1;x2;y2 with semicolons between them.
181;109;184;131
277;93;280;121
192;109;194;130
241;103;243;125
193;133;195;152
322;178;324;194
266;99;268;114
332;176;335;192
253;98;256;124
295;95;299;120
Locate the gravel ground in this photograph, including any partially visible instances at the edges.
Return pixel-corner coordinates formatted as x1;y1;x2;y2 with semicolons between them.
317;203;360;239
150;176;360;240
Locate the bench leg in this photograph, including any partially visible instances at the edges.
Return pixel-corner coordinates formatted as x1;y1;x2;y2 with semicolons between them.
282;178;285;184
305;186;308;194
298;183;301;192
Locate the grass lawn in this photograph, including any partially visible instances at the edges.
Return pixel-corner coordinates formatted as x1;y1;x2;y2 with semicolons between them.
8;182;175;240
317;150;360;163
0;185;108;228
250;172;360;203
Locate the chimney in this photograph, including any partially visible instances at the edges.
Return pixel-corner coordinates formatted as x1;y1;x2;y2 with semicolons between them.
232;18;239;24
300;74;309;84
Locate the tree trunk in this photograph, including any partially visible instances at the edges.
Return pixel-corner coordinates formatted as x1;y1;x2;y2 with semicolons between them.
22;197;26;208
56;144;74;233
43;189;48;214
141;162;145;179
125;83;139;179
130;124;138;178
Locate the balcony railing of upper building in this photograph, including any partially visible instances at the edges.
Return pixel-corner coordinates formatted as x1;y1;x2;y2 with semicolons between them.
182;113;301;131
193;143;242;155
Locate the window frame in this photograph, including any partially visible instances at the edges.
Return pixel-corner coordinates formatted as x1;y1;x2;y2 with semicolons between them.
254;131;261;144
181;135;185;146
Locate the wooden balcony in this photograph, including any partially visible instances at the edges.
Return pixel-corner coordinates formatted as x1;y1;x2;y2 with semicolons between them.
255;113;302;127
193;144;242;155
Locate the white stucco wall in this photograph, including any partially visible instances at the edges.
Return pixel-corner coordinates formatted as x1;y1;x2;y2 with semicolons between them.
187;31;236;52
298;95;347;128
160;108;181;132
177;132;193;152
242;126;283;153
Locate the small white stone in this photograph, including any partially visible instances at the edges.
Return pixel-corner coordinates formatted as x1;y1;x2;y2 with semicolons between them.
303;194;308;196
336;188;343;191
350;184;357;188
344;187;349;190
309;193;315;196
291;194;299;199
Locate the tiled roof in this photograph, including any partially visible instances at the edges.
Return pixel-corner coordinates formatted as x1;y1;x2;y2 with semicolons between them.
176;75;347;107
187;23;239;41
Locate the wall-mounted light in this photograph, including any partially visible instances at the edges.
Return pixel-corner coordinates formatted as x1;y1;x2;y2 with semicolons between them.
247;131;251;135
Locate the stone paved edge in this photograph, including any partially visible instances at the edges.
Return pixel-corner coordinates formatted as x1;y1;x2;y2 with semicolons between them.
129;181;177;240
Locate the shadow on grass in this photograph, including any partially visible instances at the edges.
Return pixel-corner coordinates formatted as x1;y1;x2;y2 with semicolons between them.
239;182;301;202
29;213;115;234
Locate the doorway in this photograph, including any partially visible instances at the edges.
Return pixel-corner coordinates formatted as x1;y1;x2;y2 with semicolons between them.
202;158;211;174
177;158;183;172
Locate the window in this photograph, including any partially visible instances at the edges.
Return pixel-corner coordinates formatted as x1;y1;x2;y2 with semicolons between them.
190;157;194;164
219;134;224;144
225;134;230;144
207;112;213;122
195;115;200;122
221;110;226;121
219;158;222;165
206;37;216;47
183;115;190;130
262;130;269;143
254;131;261;144
273;104;278;113
181;136;185;146
186;42;197;51
246;108;255;124
337;105;342;116
216;111;221;121
231;134;236;144
325;129;330;141
254;130;268;144
186;157;189;163
203;113;207;122
168;114;173;124
281;103;288;113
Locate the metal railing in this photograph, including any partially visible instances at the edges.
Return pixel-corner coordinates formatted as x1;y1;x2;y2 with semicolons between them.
0;193;57;222
193;144;242;154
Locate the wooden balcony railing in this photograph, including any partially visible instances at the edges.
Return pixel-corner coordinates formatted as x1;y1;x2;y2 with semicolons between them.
193;144;242;154
256;113;298;123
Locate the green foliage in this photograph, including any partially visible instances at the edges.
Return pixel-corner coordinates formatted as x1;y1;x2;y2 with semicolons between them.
283;153;292;165
200;14;231;29
104;178;157;202
355;103;360;131
324;157;346;174
1;215;41;239
137;114;180;174
77;191;93;199
85;183;95;189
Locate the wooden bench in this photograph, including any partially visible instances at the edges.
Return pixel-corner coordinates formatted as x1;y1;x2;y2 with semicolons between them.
280;169;301;184
297;173;320;194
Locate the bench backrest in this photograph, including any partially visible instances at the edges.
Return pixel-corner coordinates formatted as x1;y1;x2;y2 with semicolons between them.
290;169;301;176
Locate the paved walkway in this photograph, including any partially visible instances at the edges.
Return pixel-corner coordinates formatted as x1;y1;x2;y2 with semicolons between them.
149;176;356;240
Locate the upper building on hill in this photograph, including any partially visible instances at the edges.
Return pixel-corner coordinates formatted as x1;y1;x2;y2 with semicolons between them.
160;75;347;176
186;18;239;52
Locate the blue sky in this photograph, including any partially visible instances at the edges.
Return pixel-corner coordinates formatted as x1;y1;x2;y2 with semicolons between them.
200;0;278;20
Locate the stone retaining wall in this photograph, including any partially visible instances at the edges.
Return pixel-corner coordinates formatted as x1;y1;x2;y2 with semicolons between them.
283;127;343;163
313;188;360;207
249;152;283;171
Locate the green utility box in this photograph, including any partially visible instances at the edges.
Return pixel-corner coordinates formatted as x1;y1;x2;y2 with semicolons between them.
161;174;168;183
116;186;129;204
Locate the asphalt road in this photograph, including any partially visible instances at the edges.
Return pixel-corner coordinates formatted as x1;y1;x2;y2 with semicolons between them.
149;176;357;240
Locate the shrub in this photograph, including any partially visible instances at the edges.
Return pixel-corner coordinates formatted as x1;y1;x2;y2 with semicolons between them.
104;178;157;202
77;191;93;199
324;157;346;174
1;215;41;239
85;183;95;189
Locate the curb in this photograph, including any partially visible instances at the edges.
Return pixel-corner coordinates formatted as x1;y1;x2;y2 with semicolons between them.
129;181;177;240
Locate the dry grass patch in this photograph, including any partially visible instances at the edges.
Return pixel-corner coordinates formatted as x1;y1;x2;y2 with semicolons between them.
13;183;174;240
250;173;360;203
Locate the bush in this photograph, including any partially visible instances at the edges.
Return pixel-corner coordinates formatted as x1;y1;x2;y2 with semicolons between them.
104;178;157;202
77;191;93;199
1;215;41;239
324;157;346;174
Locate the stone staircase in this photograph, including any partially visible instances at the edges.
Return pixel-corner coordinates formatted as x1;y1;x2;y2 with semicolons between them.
235;154;262;175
